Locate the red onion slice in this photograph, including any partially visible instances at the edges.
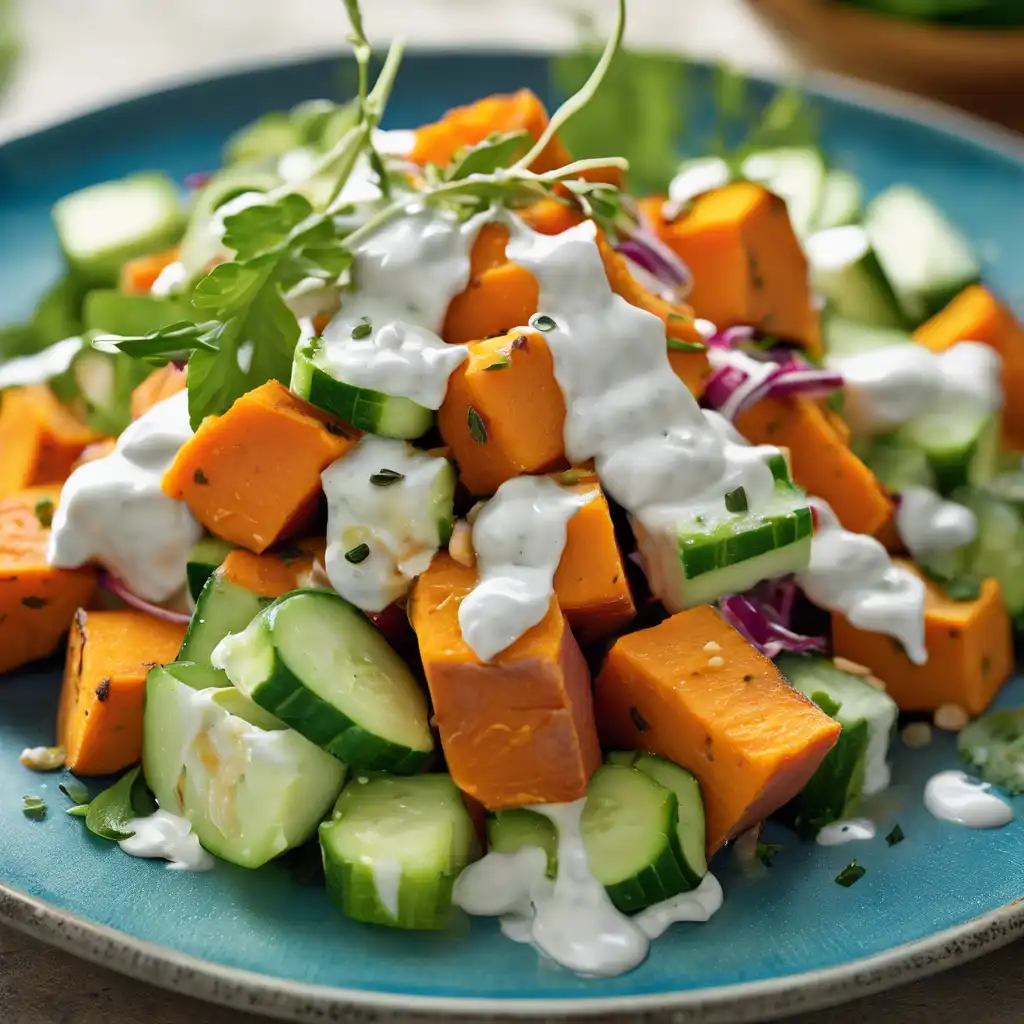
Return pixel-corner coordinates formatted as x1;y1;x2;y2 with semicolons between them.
719;593;827;659
100;573;191;624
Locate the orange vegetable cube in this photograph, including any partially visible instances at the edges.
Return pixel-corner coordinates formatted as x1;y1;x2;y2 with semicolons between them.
130;363;186;420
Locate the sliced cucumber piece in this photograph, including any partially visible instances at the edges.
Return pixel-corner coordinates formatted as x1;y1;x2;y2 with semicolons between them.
897;410;998;495
580;764;692;914
83;290;193;336
291;337;434;440
486;809;558;877
65;343;153;436
821;313;912;358
54;174;186;287
806;226;905;330
815;168;862;230
864;185;981;325
186;537;237;603
179;568;269;666
635;482;813;612
159;659;232;691
741;147;827;239
861;433;935;493
959;709;1024;796
319;772;477;930
778;656;898;836
143;665;346;868
225;113;305;166
953;486;1024;618
212;589;434;773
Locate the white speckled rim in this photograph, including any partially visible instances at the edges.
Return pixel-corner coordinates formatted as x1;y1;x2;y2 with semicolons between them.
2;50;1024;1024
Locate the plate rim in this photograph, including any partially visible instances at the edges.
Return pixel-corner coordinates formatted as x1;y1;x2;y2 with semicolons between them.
2;47;1024;1023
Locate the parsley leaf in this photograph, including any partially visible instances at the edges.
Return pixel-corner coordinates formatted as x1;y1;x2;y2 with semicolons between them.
834;861;866;887
445;131;532;181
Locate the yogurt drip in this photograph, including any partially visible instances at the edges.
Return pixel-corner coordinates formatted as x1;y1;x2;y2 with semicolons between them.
924;770;1014;828
816;818;877;846
896;486;977;562
118;810;214;871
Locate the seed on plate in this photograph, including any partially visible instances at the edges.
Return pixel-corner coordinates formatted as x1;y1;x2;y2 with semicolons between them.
703;640;721;653
901;722;933;749
19;745;65;772
448;520;476;568
933;703;969;732
864;675;887;692
833;656;870;677
708;656;725;669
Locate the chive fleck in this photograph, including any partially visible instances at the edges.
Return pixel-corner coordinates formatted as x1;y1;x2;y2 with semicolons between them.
66;804;90;818
945;576;981;602
629;706;650;733
724;486;749;513
344;543;370;565
756;842;783;867
21;596;47;610
834;861;866;887
483;357;511;371
193;468;210;486
370;469;405;487
529;314;557;333
351;317;373;340
467;407;488;445
34;498;54;528
667;338;707;352
22;795;46;821
60;780;90;805
885;824;905;847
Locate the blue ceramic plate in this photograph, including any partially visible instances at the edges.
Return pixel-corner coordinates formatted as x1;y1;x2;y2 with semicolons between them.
3;52;1024;1024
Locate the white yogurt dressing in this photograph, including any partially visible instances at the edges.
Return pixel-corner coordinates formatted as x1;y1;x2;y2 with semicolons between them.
798;498;927;664
118;810;214;871
815;818;877;846
826;341;1002;437
459;476;592;662
666;157;732;209
150;260;188;298
452;799;723;977
371;858;403;920
896;485;977;562
48;389;202;602
924;770;1015;828
322;435;452;612
0;335;82;389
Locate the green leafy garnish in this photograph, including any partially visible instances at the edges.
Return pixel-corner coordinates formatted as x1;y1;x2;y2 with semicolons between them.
756;842;783;867
445;131;532;181
369;469;404;487
667;338;707;352
59;779;90;805
34;497;54;528
351;316;373;340
482;357;511;372
467;406;488;445
22;796;46;821
81;766;156;842
66;804;90;818
944;575;982;602
834;861;866;887
725;486;749;513
885;824;905;847
959;709;1024;795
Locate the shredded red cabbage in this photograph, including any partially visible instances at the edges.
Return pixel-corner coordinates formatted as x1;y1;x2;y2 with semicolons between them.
615;202;693;302
719;588;826;659
100;573;191;625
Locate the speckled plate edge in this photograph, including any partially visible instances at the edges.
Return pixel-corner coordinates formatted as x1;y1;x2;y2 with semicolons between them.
2;49;1024;1024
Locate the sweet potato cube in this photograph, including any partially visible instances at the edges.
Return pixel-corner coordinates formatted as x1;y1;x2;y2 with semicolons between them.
162;380;357;552
594;606;841;852
130;363;186;420
915;285;1024;452
736;395;892;537
554;475;634;642
832;562;1013;716
0;485;98;675
57;609;187;775
219;537;326;599
0;386;105;500
640;186;821;357
410;553;601;808
438;329;567;495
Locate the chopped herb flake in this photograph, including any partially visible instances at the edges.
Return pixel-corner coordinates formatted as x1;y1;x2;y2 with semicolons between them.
22;795;46;821
351;317;373;340
60;780;90;805
725;486;749;513
667;338;707;352
629;706;650;733
21;596;47;610
345;543;371;565
370;469;405;487
756;842;783;867
66;804;90;818
885;824;905;847
530;314;557;333
274;544;304;564
483;357;511;371
467;406;488;445
945;575;982;602
34;498;54;528
834;861;866;887
193;468;210;486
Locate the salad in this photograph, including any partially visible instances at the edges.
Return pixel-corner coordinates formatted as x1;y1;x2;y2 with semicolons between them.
3;0;1024;981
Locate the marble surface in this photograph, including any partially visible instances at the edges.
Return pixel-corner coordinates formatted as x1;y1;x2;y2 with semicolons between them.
0;1;1021;1021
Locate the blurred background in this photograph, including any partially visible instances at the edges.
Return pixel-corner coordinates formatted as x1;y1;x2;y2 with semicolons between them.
1;0;1021;141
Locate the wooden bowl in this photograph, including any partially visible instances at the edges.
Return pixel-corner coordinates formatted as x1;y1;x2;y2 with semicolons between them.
749;0;1024;131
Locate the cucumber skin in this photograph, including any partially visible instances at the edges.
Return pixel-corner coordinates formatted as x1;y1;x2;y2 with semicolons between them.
292;341;433;440
249;598;432;774
179;573;269;666
486;809;559;877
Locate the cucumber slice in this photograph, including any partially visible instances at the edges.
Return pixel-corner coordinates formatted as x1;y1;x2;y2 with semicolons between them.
805;226;905;330
186;537;237;603
815;169;862;230
741;147;827;239
635;482;813;612
179;569;268;666
952;486;1024;618
486;809;558;877
778;656;899;836
53;174;186;287
959;709;1024;796
319;772;477;930
83;290;193;336
225;113;305;166
212;589;434;773
864;185;981;325
580;764;692;914
65;343;153;436
291;337;434;440
861;433;935;493
821;313;912;358
143;665;346;868
897;410;998;495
